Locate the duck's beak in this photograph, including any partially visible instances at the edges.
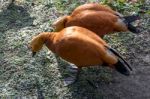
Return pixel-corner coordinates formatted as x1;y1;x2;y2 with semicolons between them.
32;52;36;57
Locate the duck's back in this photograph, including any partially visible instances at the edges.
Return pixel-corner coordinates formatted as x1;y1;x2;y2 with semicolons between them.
71;3;116;16
66;10;119;36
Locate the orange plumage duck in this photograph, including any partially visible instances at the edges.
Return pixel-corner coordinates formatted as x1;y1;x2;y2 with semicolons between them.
53;3;140;37
30;26;132;83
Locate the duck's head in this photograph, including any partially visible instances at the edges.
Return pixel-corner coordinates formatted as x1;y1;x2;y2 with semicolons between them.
29;34;45;57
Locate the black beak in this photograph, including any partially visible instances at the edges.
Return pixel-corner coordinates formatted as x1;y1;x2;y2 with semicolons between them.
32;52;36;57
123;14;141;33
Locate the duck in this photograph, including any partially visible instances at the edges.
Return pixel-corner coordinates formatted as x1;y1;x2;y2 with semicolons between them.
30;26;132;83
53;3;140;37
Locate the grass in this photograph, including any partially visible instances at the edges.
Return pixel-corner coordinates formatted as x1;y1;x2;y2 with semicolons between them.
0;0;149;98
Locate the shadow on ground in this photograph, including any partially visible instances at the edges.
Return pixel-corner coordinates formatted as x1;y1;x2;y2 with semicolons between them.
0;2;36;97
0;3;35;33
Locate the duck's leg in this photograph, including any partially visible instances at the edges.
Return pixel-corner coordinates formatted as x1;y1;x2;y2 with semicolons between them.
68;63;78;73
64;65;81;86
74;67;81;82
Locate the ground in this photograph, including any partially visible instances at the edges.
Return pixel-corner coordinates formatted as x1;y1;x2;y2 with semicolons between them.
0;0;150;99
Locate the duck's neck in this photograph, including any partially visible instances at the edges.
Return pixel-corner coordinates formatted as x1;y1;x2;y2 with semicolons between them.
41;32;57;53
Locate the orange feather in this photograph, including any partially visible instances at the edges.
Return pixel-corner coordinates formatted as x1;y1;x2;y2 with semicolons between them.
30;26;131;76
53;3;140;37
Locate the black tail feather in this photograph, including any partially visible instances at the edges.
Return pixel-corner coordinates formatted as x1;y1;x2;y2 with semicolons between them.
115;59;130;76
123;14;141;33
105;46;132;71
127;23;141;33
124;14;140;23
